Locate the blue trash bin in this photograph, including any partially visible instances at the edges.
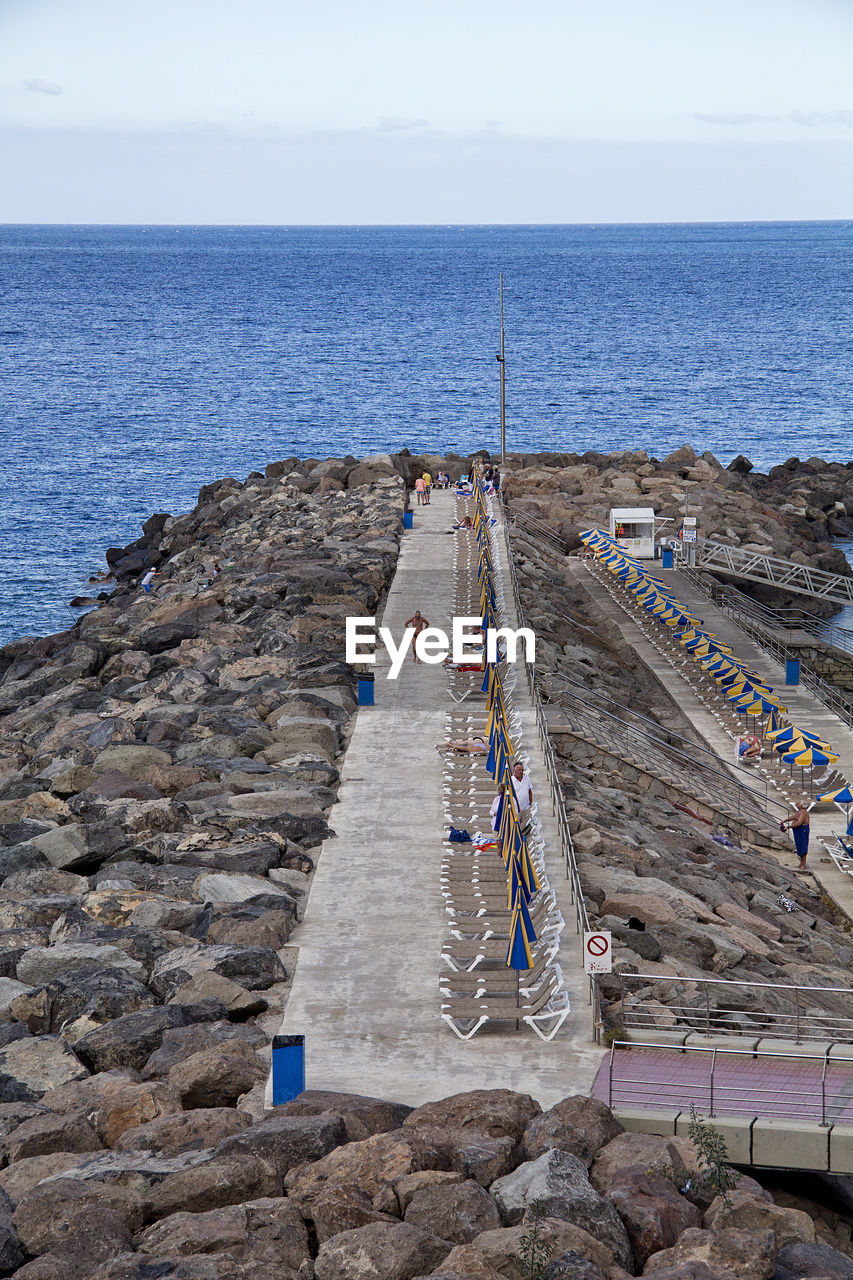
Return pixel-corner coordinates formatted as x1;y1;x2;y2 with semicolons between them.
403;511;413;529
785;659;800;686
357;672;375;706
661;548;674;569
271;1034;305;1105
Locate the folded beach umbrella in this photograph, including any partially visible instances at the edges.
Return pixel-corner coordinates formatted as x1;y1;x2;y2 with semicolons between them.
763;707;784;737
505;903;534;973
507;854;532;909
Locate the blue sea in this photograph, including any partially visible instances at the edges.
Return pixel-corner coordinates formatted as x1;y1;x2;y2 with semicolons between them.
1;222;852;645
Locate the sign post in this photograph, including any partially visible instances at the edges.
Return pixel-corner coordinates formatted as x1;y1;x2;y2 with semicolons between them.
583;931;612;975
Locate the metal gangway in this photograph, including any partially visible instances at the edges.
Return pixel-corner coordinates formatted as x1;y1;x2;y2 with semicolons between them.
696;537;853;608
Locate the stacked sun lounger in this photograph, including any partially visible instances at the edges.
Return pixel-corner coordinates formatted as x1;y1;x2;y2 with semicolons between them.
437;476;569;1041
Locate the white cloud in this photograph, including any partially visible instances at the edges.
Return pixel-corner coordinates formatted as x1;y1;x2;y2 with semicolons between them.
23;78;63;95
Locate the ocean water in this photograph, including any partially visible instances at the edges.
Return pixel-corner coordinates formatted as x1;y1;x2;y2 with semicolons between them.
1;221;852;645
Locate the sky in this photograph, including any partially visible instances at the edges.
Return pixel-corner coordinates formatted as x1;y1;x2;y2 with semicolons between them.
1;0;852;223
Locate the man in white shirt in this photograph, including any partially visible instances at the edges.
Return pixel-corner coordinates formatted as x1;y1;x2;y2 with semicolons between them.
511;762;533;827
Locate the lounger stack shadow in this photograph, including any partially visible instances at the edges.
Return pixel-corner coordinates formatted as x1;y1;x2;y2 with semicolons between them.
437;479;570;1041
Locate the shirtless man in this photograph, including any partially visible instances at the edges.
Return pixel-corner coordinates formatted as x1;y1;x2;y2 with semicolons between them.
405;610;429;664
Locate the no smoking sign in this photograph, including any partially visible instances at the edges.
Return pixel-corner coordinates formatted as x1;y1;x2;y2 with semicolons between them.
584;931;612;974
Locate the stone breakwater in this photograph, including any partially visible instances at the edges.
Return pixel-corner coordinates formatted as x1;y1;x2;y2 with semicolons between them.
0;1081;839;1278
506;470;853;1035
0;457;411;1273
504;445;853;615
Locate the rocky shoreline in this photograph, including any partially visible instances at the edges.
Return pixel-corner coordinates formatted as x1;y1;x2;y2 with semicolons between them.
1;446;853;1275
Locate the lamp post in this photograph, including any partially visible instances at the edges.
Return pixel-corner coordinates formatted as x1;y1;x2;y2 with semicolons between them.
497;273;506;465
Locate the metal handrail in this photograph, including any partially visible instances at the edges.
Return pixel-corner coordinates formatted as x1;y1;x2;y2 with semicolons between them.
509;510;568;556
716;582;853;657
501;513;591;945
548;673;788;819
580;558;793;823
681;565;853;728
696;536;853;607
605;1039;853;1126
617;972;853;1044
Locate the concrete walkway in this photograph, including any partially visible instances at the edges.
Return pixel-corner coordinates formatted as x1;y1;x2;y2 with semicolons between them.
568;558;853;921
275;492;604;1108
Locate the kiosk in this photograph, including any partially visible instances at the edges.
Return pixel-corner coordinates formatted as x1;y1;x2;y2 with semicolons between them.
610;507;656;559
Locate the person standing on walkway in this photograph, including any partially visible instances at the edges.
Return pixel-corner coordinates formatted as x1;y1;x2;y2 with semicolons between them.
404;610;429;663
511;761;534;828
422;471;432;504
781;801;810;873
414;476;426;505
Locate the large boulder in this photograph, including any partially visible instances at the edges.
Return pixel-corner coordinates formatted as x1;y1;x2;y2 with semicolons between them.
404;1179;501;1244
168;1039;266;1109
135;1196;312;1271
279;1088;412;1140
11;1177;146;1256
115;1107;252;1155
43;1075;183;1146
16;943;145;987
590;1132;689;1195
521;1096;623;1165
285;1130;440;1213
215;1110;348;1180
91;745;172;779
608;1171;701;1268
311;1184;399;1243
74;1005;192;1073
149;943;286;996
491;1149;634;1272
2;1110;102;1163
314;1221;451;1280
403;1090;541;1145
0;1036;88;1102
146;1153;281;1221
773;1240;853;1279
455;1217;626;1280
643;1226;777;1279
703;1189;816;1247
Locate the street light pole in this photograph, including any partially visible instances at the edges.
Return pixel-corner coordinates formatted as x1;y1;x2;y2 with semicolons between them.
497;273;506;465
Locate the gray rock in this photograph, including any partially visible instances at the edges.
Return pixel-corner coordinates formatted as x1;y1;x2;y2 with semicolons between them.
490;1149;634;1272
404;1179;501;1244
194;872;293;905
74;1005;192;1073
0;1036;88;1102
167;1039;266;1109
16;943;145;987
315;1221;451;1280
215;1110;348;1178
149;943;286;996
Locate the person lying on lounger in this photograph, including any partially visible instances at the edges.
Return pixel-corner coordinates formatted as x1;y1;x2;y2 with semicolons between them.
738;735;761;759
436;736;487;755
